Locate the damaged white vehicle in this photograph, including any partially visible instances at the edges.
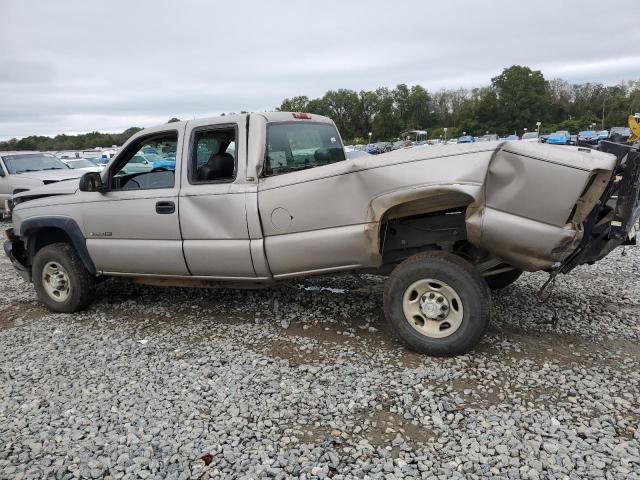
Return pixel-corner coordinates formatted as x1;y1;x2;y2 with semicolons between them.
4;113;639;355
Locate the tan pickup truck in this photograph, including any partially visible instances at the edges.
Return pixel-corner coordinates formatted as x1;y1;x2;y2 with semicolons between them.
4;112;640;355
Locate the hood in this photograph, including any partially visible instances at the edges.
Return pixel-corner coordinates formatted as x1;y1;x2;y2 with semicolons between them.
15;169;85;182
13;177;80;204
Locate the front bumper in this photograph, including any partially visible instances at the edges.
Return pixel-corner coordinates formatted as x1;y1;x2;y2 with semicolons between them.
3;228;31;282
560;141;640;272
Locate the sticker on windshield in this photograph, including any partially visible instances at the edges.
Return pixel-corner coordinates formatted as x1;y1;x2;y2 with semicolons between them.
330;137;337;143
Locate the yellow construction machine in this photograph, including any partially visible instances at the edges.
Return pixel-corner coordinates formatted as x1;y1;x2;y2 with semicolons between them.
629;113;640;142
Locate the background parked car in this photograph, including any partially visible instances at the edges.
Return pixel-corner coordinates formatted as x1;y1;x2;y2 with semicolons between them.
578;130;598;145
608;127;631;143
457;135;475;144
546;131;571;145
521;132;539;142
0;151;83;211
118;154;155;174
503;135;519;141
477;134;499;142
152;155;177;170
62;158;104;172
596;130;609;141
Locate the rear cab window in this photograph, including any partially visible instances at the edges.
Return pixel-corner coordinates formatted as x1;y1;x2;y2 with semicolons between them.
264;122;346;176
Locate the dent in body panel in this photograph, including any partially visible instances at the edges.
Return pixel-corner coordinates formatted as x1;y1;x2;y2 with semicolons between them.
258;149;494;274
485;149;589;227
179;190;249;240
466;208;581;271
464;142;612;271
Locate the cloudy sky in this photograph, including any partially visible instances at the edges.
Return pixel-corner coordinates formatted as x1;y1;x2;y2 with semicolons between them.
1;0;639;140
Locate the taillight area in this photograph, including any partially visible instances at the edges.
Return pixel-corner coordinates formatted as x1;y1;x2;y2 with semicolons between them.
292;112;312;120
566;171;611;225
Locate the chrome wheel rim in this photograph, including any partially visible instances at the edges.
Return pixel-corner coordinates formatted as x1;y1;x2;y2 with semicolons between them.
42;261;71;302
402;279;463;338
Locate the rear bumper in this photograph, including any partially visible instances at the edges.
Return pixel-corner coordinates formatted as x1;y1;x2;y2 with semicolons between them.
561;142;640;272
3;229;31;282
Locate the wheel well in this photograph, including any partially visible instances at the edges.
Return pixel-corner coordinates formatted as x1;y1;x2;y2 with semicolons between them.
380;208;469;266
26;228;74;264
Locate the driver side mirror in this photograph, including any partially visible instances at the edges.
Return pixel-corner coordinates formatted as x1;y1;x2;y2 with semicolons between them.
79;172;107;193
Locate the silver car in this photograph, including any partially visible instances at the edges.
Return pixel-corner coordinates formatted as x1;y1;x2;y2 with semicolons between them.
0;152;84;213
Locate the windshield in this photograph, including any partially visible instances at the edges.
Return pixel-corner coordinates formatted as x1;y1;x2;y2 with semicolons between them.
265;122;345;176
67;159;97;169
2;153;70;174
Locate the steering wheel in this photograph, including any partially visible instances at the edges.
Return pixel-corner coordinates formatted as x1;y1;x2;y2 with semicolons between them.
121;178;141;190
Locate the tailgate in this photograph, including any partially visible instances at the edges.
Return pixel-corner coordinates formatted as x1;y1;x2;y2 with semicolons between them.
560;141;640;272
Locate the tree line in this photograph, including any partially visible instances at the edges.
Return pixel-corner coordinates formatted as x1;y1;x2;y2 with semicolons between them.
2;65;639;151
280;65;640;143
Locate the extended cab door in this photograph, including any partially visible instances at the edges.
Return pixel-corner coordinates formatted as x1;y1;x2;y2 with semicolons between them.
81;125;189;275
254;113;377;278
178;115;258;278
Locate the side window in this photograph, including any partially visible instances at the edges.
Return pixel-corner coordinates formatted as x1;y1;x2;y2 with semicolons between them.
111;133;177;191
264;122;346;176
190;127;236;184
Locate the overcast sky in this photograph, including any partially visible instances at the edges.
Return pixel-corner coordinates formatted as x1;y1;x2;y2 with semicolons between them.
1;0;639;140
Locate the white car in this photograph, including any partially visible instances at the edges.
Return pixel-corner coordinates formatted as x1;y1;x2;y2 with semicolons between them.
521;132;540;142
62;159;104;172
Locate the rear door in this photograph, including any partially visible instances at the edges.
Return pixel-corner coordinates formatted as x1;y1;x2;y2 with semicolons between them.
178;115;257;279
81;125;188;275
255;115;376;278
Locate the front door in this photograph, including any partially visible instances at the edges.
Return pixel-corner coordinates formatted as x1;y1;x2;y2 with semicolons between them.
82;126;189;276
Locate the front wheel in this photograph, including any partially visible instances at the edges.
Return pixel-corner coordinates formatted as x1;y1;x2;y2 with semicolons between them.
383;252;491;356
32;243;95;313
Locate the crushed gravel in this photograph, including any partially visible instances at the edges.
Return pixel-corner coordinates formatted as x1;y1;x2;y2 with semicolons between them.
0;233;639;479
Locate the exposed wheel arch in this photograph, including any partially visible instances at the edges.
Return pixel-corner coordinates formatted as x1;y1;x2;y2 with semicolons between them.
20;217;96;275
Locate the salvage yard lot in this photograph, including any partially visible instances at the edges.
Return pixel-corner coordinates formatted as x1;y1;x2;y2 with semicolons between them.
0;225;639;479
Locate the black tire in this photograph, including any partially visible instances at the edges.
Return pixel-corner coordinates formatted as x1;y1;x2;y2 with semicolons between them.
484;269;523;290
32;243;95;313
383;252;490;356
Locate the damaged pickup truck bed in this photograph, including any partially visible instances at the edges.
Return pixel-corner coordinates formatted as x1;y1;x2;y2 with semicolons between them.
4;112;640;355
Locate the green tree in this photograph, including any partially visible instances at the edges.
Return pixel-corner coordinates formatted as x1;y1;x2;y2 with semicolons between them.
492;65;550;133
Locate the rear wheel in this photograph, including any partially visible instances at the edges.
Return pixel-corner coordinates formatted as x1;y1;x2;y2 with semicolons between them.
32;243;95;313
484;269;523;290
383;252;491;356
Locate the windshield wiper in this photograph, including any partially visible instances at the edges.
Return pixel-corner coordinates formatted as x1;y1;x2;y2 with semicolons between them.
15;169;39;173
42;167;64;170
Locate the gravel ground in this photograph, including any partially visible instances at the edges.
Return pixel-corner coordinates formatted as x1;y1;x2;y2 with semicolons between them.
0;233;639;479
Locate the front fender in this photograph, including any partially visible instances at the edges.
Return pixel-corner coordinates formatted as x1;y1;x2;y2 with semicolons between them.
19;216;96;275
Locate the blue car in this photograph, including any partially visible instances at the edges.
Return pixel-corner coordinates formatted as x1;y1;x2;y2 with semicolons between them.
596;130;609;141
578;130;598;145
546;131;571;145
457;135;475;144
152;156;176;170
